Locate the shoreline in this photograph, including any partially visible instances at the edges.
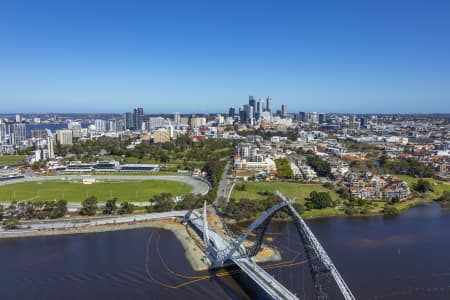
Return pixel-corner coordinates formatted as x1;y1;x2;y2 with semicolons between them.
0;218;282;271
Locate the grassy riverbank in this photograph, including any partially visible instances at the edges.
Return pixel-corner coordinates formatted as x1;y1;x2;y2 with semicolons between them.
229;178;450;219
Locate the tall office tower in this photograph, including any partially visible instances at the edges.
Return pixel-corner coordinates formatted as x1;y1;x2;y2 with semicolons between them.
298;112;306;122
133;107;144;130
123;112;133;129
281;104;288;117
266;96;272;113
228;107;235;117
248;96;256;119
243;105;251;124
10;123;26;145
249;106;254;125
94;119;106;132
108;119;117;132
256;98;264;119
360;117;367;129
239;106;246;124
47;133;55;159
319;113;327;124
309;112;318;124
15;114;21;123
174;112;181;125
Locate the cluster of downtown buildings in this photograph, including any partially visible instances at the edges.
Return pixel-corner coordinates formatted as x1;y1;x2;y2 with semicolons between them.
0;97;449;199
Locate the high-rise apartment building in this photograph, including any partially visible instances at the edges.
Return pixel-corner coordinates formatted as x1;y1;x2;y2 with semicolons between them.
174;112;181;125
56;129;73;145
10;123;26;145
47;133;55;158
123;112;133;129
108;119;117;132
94;119;106;132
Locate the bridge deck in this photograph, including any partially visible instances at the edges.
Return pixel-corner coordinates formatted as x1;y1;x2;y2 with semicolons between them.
232;257;299;300
189;211;299;300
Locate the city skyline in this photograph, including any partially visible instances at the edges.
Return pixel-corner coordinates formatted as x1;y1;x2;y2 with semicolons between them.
1;1;450;113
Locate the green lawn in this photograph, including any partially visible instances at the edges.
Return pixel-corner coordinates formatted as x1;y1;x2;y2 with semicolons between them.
231;181;340;205
0;180;191;202
0;155;26;166
397;175;450;199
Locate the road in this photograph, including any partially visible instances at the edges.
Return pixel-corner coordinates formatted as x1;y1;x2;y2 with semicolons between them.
0;210;187;234
214;161;233;207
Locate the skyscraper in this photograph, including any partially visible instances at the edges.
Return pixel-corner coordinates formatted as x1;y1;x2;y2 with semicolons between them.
94;119;106;132
123;112;133;129
56;129;73;145
298;112;307;122
174;112;181;125
281;104;288;117
0;121;6;143
133;107;144;130
319;113;327;124
10;123;26;145
248;96;256;119
266;96;272;113
239;106;246;124
228;107;235;117
47;132;55;159
108;119;117;132
256;98;264;120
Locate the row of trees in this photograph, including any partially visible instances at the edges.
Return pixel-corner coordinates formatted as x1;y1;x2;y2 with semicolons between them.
0;200;68;220
379;157;435;178
306;156;331;177
80;196;135;216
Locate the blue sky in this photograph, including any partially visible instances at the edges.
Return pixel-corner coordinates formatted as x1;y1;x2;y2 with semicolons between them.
1;0;449;113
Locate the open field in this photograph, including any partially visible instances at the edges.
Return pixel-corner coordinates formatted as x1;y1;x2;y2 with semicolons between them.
230;181;340;205
0;180;191;202
0;155;26;166
398;175;450;199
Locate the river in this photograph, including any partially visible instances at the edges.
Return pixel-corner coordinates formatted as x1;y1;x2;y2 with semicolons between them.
1;203;449;299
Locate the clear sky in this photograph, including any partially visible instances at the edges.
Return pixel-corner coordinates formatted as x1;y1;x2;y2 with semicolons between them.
1;0;449;114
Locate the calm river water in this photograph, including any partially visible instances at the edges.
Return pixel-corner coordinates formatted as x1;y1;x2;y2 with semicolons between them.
1;203;450;299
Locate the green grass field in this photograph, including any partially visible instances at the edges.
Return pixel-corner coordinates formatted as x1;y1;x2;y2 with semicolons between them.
0;180;191;202
231;181;340;205
397;175;450;199
0;155;26;166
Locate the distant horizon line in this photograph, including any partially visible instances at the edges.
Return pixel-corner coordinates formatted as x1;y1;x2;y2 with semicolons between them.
2;111;450;116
